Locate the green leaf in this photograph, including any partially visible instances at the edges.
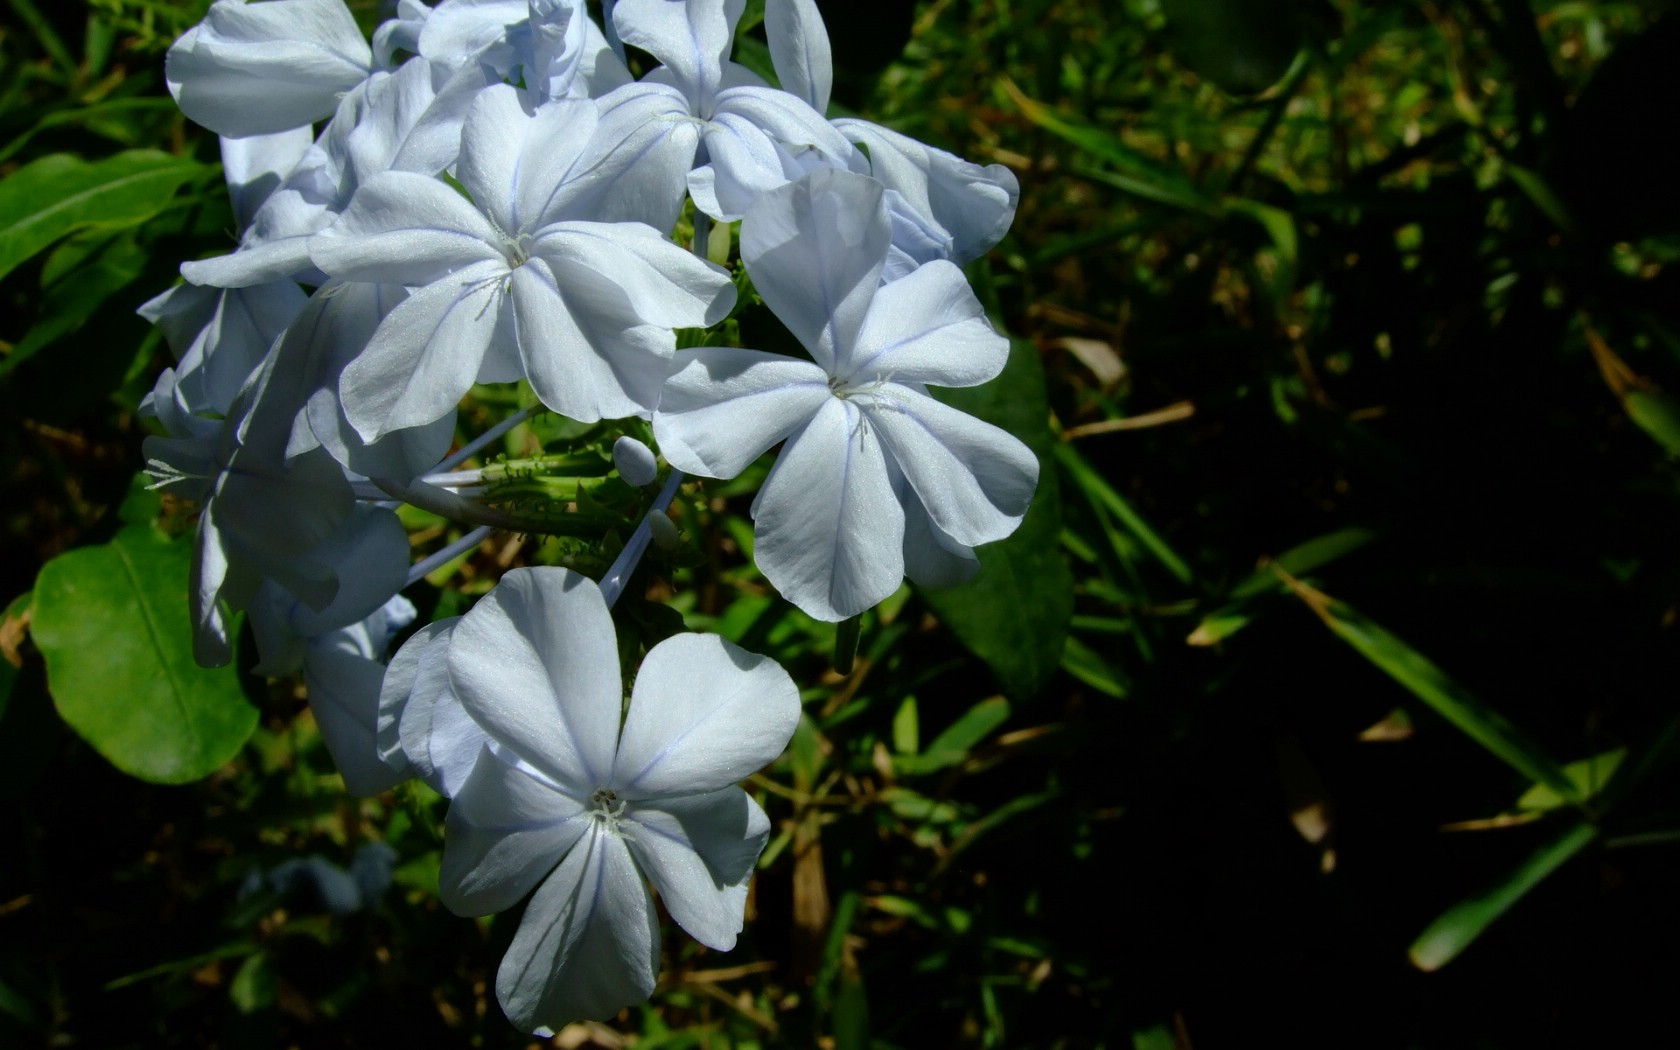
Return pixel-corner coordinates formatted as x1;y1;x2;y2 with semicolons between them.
0;150;211;282
1188;526;1377;644
895;696;1010;776
2;229;151;377
1057;442;1193;586
923;340;1074;698
1408;819;1597;971
1061;635;1129;698
1516;748;1626;813
1623;388;1680;457
30;526;256;783
999;79;1218;216
1308;595;1579;803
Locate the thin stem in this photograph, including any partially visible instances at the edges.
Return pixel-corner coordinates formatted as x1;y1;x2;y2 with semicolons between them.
599;470;684;609
372;475;530;531
433;405;537;474
406;525;494;587
693;211;711;260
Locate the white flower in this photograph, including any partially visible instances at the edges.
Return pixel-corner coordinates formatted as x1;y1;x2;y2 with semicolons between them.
593;0;855;224
429;567;800;1032
310;85;735;438
654;168;1039;620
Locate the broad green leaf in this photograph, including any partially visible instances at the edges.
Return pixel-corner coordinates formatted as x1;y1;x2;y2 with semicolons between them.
924;340;1073;698
1160;0;1307;95
1516;748;1627;812
1408;819;1597;971
0;150;211;282
30;525;256;783
1308;595;1579;803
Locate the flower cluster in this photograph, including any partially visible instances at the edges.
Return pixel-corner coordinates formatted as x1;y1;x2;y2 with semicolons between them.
142;0;1033;1033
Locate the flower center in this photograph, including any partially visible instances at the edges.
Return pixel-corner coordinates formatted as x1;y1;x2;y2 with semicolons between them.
590;787;631;836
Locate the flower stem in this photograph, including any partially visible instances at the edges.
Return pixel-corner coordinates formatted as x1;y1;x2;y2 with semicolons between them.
406;524;494;587
599;470;684;609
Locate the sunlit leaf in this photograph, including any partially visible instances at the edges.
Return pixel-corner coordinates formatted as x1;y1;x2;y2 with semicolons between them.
30;526;256;783
0;150;211;282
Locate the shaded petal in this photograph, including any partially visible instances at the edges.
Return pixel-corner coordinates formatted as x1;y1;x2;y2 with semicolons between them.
753;396;903;621
625;788;769;950
441;746;591;916
865;386;1039;547
310;170;505;285
220;128;314;230
377;618;452;772
305;626;409;796
892;457;980;589
845;260;1009;387
339;258;507;440
181;235;322;289
496;825;658;1033
653;346;830;479
739;168;888;372
448;567;622;791
612;633;799;798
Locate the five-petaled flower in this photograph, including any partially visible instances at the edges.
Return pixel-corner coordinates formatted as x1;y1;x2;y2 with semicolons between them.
427;567;800;1033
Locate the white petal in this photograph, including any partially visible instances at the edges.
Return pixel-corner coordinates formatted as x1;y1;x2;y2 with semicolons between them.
417;0;528;71
181;236;321;289
448;567;623;792
612;633;799;798
865;386;1039;547
582;83;701;230
532;221;734;329
311;171;505;285
440;746;591;916
612;0;742;109
739;168;888;371
625;788;769;950
280;504;410;636
845;260;1009;387
339;258;507;440
496;825;658;1033
509;258;666;423
834;117;1020;264
653;346;828;478
753;396;904;621
167;0;372;137
765;0;832;115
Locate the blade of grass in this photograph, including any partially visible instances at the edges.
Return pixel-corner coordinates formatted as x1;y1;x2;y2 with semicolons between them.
1280;573;1580;804
1408;818;1596;971
1057;443;1193;586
